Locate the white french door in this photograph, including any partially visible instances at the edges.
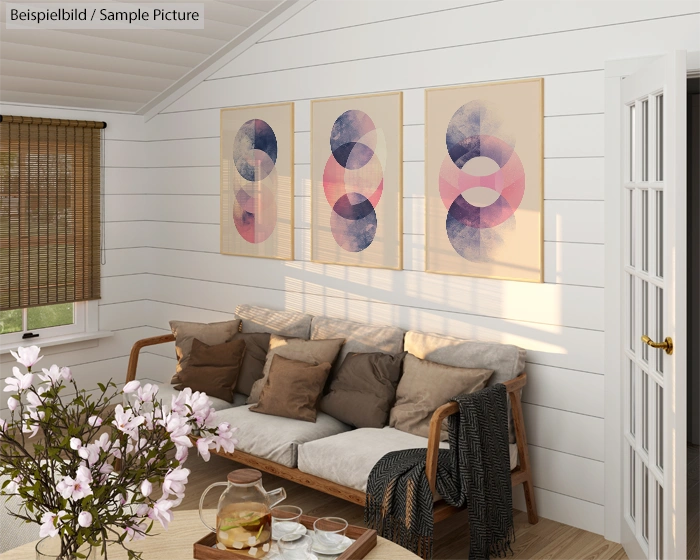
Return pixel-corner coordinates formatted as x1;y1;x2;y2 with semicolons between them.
620;52;687;560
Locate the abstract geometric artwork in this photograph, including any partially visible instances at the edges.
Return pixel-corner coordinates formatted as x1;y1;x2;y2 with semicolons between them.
311;92;402;269
221;103;294;260
425;79;543;281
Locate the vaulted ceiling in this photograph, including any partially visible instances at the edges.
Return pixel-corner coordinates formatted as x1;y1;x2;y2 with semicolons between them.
0;0;283;112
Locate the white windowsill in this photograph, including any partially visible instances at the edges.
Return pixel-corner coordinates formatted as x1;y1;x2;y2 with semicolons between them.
0;331;113;355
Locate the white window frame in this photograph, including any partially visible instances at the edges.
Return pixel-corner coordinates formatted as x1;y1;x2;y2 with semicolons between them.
0;300;99;347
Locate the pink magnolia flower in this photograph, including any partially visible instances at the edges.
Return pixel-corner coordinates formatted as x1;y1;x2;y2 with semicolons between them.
56;465;93;500
122;380;141;394
4;367;34;393
39;364;71;386
7;396;19;411
162;467;189;499
113;405;144;439
140;479;152;498
39;511;59;538
22;420;39;438
87;415;102;427
214;423;237;454
196;437;213;461
70;437;82;451
78;443;100;467
136;383;157;403
148;497;175;529
4;475;21;494
77;511;93;528
98;462;114;483
95;433;111;452
10;346;42;369
124;521;147;542
0;418;6;432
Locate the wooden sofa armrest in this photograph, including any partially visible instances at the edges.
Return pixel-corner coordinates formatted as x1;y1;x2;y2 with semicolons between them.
125;334;176;384
425;372;529;494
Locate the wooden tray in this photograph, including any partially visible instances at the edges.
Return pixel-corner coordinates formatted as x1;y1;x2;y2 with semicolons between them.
193;514;377;560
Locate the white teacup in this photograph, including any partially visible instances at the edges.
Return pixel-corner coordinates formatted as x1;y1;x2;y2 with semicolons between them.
312;517;348;550
271;506;305;541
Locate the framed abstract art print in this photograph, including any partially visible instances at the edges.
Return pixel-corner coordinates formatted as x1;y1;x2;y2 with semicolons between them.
425;79;543;282
220;102;294;260
311;92;403;270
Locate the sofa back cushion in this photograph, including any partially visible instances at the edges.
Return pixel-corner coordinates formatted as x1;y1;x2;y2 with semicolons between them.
236;305;312;339
232;332;271;396
319;351;406;428
403;331;526;441
310;316;404;371
390;354;493;440
169;319;241;384
174;338;246;403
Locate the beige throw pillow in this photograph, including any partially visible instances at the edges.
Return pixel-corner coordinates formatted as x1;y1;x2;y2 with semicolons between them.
169;319;241;384
247;335;345;404
250;355;332;423
390;354;493;440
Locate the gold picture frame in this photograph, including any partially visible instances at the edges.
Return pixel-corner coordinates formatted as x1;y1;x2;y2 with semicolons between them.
310;91;403;270
425;78;544;282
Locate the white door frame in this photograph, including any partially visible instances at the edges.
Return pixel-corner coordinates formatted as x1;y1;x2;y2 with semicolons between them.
604;51;700;548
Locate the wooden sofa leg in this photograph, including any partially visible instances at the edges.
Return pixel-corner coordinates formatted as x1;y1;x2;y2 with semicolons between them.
522;477;538;525
510;386;539;524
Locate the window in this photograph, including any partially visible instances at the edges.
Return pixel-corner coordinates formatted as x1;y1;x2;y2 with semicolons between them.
0;115;104;344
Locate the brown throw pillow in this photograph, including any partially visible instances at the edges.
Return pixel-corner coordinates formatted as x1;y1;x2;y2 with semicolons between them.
232;332;271;396
247;335;345;404
174;338;246;402
170;319;241;384
250;355;331;422
390;354;493;440
319;351;407;428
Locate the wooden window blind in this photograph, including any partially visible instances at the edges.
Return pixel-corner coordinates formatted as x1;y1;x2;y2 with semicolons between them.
0;115;105;311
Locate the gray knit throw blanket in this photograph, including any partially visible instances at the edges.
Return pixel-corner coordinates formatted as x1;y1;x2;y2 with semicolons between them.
364;384;515;560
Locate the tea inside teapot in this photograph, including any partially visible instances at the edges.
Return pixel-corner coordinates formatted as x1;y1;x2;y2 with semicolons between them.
217;502;271;552
199;468;286;558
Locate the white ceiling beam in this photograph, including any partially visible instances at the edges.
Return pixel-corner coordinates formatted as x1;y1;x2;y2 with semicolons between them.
1;43;191;80
1;75;159;103
0;91;143;113
0;59;173;91
139;0;312;120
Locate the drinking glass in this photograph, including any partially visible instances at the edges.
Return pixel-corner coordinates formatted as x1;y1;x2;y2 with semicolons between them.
271;505;304;540
277;534;313;560
312;517;348;550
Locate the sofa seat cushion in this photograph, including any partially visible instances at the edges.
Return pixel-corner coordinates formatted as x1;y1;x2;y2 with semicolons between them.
131;379;247;412
297;427;518;493
214;405;352;468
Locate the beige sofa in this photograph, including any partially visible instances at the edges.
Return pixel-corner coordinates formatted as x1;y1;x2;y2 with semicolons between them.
126;305;538;526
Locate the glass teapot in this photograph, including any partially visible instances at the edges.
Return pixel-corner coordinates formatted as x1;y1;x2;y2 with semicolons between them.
199;468;286;557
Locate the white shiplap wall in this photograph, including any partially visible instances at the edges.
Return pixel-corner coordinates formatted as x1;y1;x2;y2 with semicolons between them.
0;103;166;405
6;0;694;537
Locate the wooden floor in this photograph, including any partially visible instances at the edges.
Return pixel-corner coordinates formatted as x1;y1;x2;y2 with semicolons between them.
689;443;699;560
178;452;628;560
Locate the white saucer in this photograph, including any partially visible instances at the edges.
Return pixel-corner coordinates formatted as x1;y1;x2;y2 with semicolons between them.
269;552;318;560
272;524;308;541
311;536;352;555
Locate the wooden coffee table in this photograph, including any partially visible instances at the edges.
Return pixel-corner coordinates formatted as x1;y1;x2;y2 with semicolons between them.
0;509;420;560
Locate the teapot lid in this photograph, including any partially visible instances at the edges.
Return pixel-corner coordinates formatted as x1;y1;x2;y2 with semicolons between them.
227;468;263;485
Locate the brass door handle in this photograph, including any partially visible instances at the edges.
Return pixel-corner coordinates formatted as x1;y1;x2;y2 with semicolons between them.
641;335;674;355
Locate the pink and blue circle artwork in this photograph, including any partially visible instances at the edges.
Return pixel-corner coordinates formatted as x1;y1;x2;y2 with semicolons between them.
231;119;278;244
323;110;384;252
441;101;525;262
